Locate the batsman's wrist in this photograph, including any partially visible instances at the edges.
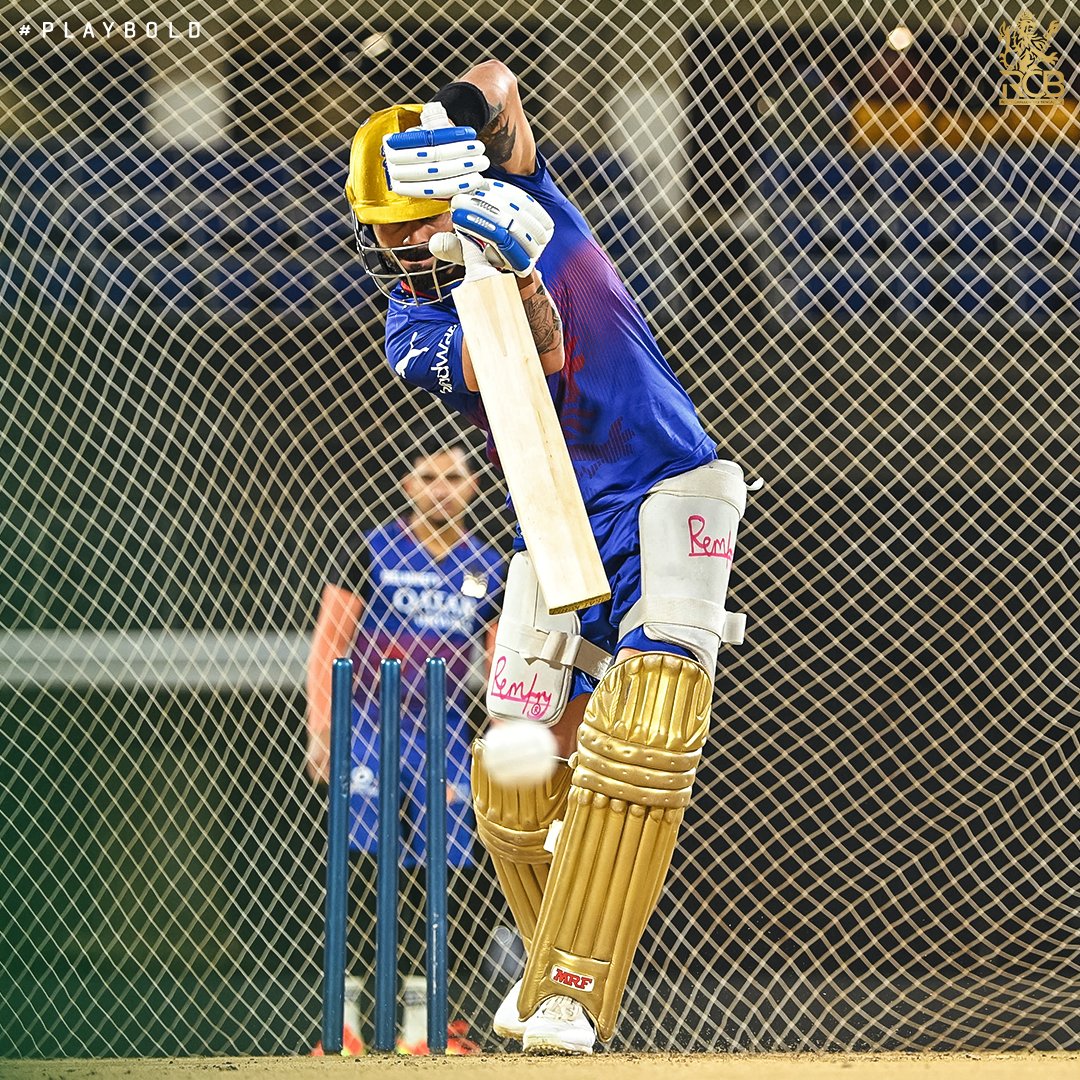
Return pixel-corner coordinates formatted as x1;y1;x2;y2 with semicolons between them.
431;81;494;136
515;271;544;298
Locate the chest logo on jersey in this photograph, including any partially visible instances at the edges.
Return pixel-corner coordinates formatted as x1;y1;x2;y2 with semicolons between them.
389;584;479;632
461;571;488;598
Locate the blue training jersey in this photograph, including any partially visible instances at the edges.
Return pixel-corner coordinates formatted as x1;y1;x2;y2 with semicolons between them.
384;153;716;517
329;520;503;719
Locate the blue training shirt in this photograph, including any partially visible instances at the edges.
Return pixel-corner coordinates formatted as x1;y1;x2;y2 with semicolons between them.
329;520;503;720
384;152;716;517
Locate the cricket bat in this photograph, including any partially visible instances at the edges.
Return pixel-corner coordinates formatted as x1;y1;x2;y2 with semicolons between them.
421;105;611;615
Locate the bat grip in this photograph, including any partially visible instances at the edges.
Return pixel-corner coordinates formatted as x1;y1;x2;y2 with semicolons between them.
460;236;499;280
420;99;498;282
420;100;451;131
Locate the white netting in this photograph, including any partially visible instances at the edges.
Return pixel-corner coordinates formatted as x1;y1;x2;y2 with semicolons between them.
2;0;1078;1058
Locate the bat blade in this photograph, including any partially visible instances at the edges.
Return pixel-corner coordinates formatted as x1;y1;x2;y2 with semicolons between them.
453;272;611;614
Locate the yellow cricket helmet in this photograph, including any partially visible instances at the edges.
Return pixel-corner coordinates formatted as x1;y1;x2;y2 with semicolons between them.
345;103;450;225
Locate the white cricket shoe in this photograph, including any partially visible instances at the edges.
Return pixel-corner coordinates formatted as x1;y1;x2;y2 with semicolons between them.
521;995;596;1055
492;978;527;1039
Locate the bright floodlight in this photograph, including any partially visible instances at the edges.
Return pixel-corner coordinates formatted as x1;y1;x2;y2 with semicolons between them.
360;31;392;58
887;25;914;51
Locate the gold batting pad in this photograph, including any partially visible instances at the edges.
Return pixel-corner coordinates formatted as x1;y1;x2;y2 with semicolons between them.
516;653;712;1040
471;738;573;953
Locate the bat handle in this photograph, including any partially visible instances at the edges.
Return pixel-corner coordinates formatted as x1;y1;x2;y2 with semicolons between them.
420;100;451;131
420;100;498;282
460;235;499;280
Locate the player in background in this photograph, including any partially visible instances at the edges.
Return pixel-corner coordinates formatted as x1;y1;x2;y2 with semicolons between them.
306;439;502;1055
345;59;752;1054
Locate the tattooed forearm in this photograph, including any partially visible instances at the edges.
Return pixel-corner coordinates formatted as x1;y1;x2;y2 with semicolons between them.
522;285;563;354
480;104;517;168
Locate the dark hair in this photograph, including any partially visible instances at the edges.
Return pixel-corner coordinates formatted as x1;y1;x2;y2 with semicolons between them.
409;433;474;473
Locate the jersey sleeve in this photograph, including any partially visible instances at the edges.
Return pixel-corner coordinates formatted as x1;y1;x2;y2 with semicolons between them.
487;152;563;214
385;299;478;410
326;532;372;601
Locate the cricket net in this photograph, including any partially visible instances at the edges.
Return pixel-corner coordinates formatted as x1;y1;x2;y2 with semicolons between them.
2;0;1077;1058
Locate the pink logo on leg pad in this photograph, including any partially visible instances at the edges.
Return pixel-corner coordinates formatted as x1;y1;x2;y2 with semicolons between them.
687;515;734;561
489;654;552;720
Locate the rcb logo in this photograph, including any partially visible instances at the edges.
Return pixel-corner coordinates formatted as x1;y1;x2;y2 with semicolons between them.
998;9;1067;104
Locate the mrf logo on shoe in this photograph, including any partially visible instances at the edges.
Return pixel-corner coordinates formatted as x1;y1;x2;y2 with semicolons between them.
550;965;594;992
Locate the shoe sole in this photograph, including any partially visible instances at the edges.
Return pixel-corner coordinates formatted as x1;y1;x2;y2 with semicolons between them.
522;1038;594;1056
493;1022;526;1040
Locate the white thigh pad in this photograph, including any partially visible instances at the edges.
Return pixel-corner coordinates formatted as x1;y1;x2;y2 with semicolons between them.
618;459;750;678
487;552;611;726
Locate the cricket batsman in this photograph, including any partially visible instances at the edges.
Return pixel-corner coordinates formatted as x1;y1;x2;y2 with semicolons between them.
345;58;752;1054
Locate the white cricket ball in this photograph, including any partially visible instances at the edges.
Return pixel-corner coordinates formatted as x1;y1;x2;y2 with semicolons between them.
483;721;559;786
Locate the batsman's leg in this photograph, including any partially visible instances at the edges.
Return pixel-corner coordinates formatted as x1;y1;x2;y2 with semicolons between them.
514;458;751;1049
471;737;573;1036
516;652;712;1047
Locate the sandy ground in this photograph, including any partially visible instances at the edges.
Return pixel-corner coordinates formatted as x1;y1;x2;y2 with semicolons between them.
2;1053;1077;1080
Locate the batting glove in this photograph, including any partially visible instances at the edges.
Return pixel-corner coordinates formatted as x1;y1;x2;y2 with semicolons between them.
442;181;554;277
382;126;490;199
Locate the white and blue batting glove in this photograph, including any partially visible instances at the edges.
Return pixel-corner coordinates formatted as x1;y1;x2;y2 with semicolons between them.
446;180;554;277
382;126;489;199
